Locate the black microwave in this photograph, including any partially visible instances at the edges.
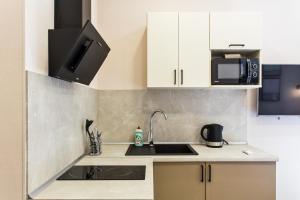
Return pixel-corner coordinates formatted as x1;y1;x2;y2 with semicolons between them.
211;58;259;85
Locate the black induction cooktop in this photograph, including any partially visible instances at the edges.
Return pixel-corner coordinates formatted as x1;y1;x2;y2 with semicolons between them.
57;165;146;180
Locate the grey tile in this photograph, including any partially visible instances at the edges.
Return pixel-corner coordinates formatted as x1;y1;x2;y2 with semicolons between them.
27;72;98;193
97;89;247;143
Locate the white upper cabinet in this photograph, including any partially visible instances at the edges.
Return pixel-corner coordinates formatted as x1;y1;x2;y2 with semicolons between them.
210;12;262;50
147;12;179;87
179;12;210;87
147;12;210;88
148;12;262;88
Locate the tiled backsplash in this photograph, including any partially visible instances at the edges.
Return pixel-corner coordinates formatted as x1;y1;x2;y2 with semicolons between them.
27;72;98;194
98;89;247;143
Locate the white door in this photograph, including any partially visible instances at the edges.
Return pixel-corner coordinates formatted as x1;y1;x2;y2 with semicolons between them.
147;12;179;87
179;12;210;87
210;12;262;50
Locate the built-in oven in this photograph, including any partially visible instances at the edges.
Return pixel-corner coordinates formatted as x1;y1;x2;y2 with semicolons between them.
211;58;259;85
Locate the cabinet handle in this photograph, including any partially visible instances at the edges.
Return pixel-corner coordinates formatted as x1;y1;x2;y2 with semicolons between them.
208;164;212;182
229;44;245;48
181;69;183;85
201;164;204;182
174;69;177;85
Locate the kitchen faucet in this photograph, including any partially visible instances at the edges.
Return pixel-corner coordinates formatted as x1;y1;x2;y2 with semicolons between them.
148;110;168;146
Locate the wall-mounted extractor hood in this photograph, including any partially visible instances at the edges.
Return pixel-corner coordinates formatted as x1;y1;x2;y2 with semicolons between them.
48;0;110;85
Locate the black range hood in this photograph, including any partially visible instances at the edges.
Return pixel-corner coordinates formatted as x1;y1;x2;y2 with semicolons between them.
48;0;110;85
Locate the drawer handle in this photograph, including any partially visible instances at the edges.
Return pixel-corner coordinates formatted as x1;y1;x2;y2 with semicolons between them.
174;69;177;85
181;69;183;85
208;164;212;182
229;44;245;48
201;164;204;182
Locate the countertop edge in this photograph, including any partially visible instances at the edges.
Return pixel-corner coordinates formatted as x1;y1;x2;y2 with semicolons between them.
87;144;278;162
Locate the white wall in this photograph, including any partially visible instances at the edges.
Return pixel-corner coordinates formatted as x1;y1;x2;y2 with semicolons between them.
25;0;53;75
25;0;100;88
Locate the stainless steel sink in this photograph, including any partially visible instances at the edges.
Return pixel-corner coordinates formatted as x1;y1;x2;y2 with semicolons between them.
125;144;198;156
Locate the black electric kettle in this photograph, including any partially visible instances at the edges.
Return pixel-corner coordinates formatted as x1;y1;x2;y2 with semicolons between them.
201;124;228;148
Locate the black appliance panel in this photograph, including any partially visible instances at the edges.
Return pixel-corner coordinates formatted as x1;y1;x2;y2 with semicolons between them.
49;20;110;85
57;165;146;180
258;65;300;115
261;79;281;101
259;65;281;102
55;0;91;29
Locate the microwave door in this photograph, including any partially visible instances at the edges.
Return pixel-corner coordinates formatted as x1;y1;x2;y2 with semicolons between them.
215;63;240;84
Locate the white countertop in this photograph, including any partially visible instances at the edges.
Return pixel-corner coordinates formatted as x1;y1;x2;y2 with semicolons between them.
31;144;277;200
95;144;278;162
31;157;154;200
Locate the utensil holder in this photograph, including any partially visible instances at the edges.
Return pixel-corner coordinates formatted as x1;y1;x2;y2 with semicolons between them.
85;119;102;156
88;137;102;156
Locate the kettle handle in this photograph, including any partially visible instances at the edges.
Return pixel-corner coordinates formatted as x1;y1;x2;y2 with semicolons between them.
201;125;209;141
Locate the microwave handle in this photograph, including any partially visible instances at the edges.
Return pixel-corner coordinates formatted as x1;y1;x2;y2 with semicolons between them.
246;59;252;84
240;63;244;77
240;59;246;77
229;44;245;48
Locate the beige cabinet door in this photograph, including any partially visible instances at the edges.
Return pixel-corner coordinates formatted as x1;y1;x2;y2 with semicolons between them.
206;162;276;200
154;162;205;200
210;12;262;50
179;12;210;88
147;12;179;87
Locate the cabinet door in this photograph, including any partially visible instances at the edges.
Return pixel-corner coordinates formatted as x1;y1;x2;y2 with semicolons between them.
154;162;205;200
206;162;276;200
179;12;210;87
147;12;179;87
210;12;262;50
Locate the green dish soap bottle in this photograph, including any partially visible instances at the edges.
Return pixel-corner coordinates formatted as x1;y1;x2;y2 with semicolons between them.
134;126;144;147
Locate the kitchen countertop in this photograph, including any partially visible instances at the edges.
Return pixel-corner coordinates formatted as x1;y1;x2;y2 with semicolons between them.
31;144;277;200
93;144;278;162
31;157;154;200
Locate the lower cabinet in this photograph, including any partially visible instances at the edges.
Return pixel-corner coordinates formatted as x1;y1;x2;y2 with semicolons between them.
154;162;206;200
154;162;276;200
206;162;276;200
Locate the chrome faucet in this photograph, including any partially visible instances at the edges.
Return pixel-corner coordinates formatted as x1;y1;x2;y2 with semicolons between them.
148;110;168;146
